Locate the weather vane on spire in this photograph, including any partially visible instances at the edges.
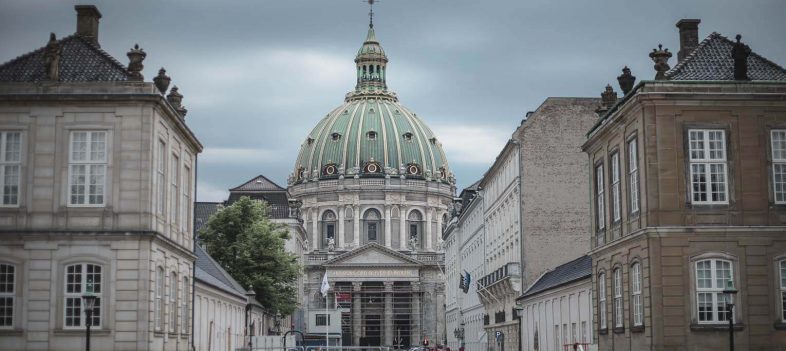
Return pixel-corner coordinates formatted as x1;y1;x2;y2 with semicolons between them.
368;0;375;28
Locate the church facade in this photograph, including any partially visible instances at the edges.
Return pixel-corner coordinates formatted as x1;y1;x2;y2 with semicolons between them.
288;16;454;349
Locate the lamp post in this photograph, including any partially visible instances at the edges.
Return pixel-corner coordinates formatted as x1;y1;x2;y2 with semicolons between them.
82;291;98;351
722;278;738;351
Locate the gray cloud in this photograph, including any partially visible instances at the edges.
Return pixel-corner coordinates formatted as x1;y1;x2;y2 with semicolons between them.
2;0;785;200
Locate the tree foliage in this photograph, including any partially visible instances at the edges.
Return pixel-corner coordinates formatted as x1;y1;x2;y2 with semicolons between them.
199;196;300;315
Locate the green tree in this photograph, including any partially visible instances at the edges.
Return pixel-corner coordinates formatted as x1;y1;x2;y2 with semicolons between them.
198;196;300;315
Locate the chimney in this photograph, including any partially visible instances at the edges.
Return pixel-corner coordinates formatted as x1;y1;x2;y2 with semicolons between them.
75;5;102;46
676;19;700;62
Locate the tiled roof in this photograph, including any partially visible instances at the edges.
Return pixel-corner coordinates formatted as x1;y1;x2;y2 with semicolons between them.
0;34;131;82
519;255;591;299
194;245;249;299
230;175;286;192
194;202;222;233
666;32;786;81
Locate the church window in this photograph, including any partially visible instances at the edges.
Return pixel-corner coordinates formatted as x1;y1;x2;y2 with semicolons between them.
169;272;177;332
331;132;341;141
407;163;421;175
364;209;381;242
322;210;337;248
0;263;15;327
69;131;107;206
367;131;377;140
0;131;21;206
403;132;413;141
323;164;337;176
64;263;102;328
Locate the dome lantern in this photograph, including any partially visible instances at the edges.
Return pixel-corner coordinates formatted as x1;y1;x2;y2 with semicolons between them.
355;0;388;92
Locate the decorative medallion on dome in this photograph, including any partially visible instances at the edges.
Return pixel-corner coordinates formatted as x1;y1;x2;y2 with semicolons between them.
364;158;382;175
322;163;339;177
406;163;422;176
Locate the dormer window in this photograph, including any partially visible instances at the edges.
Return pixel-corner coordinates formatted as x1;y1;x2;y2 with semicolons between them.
306;137;314;146
403;132;413;141
367;131;378;140
331;132;341;141
364;161;381;174
369;108;375;114
429;137;437;145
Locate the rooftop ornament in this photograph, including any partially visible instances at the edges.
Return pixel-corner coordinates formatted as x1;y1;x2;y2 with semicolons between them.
166;86;188;118
731;34;752;81
617;66;636;95
649;44;672;80
43;32;61;81
601;85;618;109
153;68;171;94
126;44;146;81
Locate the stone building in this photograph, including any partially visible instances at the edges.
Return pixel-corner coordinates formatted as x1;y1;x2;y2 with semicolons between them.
583;19;786;351
517;256;593;351
193;174;309;335
445;181;488;351
288;15;453;348
0;5;201;351
477;140;522;351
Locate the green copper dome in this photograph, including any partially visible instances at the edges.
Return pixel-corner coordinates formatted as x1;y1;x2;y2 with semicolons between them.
291;23;453;185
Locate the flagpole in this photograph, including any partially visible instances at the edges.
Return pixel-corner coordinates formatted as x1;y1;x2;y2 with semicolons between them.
325;292;329;350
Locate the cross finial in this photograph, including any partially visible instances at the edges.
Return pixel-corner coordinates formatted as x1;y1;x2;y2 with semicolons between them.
368;0;375;28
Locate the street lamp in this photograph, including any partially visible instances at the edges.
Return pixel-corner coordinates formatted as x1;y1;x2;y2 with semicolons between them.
82;291;98;351
722;278;738;351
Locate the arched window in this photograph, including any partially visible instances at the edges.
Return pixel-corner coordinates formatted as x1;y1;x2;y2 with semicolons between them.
695;258;733;323
322;210;337;249
65;263;102;328
598;272;607;330
155;266;164;331
0;263;15;328
613;268;623;328
407;210;423;248
181;276;189;333
169;271;177;332
631;262;642;326
363;209;381;242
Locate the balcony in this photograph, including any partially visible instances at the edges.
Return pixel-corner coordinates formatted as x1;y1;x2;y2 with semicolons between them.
476;262;521;304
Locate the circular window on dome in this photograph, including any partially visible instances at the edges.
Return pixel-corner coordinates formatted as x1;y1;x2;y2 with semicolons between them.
364;161;381;174
331;132;341;141
322;163;338;176
407;163;421;176
367;131;378;140
402;132;413;141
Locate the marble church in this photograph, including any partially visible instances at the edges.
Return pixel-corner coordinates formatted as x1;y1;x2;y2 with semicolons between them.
288;11;454;348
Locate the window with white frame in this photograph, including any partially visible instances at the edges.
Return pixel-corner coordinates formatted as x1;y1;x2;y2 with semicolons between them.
170;154;179;229
64;263;102;328
69;131;107;206
596;164;606;231
598;273;607;329
771;130;786;203
181;276;189;334
779;260;785;322
631;263;642;326
695;258;733;323
581;321;587;343
169;272;177;333
157;140;166;216
0;264;15;328
0;132;21;206
628;138;639;213
611;153;621;222
571;322;577;343
155;266;164;331
181;165;191;234
562;323;567;345
613;268;623;328
688;129;728;204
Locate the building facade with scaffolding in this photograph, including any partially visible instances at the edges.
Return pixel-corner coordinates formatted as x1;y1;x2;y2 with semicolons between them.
287;5;454;349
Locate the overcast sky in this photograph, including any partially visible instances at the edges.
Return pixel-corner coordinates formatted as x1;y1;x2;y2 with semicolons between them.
2;0;785;201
